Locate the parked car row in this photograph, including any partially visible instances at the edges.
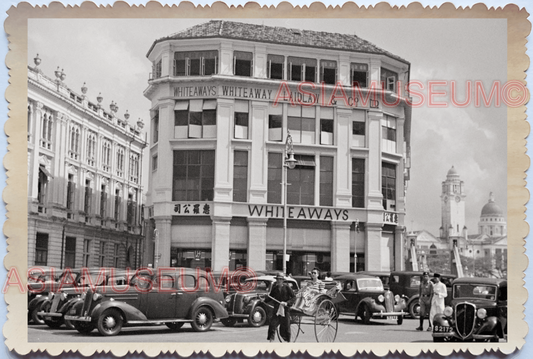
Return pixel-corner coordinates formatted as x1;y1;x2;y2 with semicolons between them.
28;267;507;342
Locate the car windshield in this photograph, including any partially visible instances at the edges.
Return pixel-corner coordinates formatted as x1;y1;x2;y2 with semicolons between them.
357;278;384;291
244;279;270;292
454;284;497;300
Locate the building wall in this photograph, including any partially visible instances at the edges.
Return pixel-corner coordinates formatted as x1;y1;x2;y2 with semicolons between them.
27;64;147;269
144;32;411;274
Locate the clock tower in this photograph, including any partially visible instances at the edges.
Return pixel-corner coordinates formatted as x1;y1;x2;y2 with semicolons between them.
440;166;466;243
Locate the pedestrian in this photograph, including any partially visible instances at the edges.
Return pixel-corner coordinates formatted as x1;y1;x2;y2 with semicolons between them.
429;273;447;325
265;272;295;342
324;271;333;281
416;271;434;331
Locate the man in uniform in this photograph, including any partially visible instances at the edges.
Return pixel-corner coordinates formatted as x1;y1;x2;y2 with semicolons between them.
416;271;434;331
265;272;295;342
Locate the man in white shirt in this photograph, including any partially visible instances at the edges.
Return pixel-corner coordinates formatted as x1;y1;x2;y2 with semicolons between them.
429;273;447;326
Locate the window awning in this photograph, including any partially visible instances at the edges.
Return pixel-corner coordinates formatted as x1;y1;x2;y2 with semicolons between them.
320;107;334;120
268;54;285;63
287;105;301;117
321;60;337;69
39;165;53;179
189;99;203;112
302;106;315;118
203;100;217;110
234;51;253;60
269;103;283;115
297;159;316;166
288;57;317;67
234;100;249;113
174;101;189;111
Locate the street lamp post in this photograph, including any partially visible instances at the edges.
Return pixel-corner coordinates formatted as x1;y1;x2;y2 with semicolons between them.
282;131;297;275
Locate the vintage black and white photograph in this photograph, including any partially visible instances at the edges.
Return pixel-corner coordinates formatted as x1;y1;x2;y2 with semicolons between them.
4;3;528;355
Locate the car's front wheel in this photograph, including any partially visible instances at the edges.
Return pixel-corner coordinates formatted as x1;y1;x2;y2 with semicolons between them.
44;318;63;329
166;322;184;331
221;318;237;327
409;299;420;318
31;304;45;325
74;321;95;334
360;304;372;324
97;308;123;336
248;306;267;327
191;306;213;332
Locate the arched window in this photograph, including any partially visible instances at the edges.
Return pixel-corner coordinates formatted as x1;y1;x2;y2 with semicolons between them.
116;147;125;177
129;153;139;183
86;132;97;166
69;125;80;160
40;111;54;150
101;140;111;172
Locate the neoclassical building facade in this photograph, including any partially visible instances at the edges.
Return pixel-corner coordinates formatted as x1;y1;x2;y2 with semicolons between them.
144;20;412;274
27;56;147;269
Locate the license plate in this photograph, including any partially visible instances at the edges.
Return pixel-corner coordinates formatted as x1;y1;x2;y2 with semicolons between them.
387;316;398;320
434;325;453;333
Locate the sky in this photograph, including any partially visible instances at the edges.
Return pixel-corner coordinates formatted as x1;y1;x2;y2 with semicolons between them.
27;17;508;236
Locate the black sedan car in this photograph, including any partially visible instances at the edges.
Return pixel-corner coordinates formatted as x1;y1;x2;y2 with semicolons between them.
222;275;299;327
432;277;507;342
335;274;407;325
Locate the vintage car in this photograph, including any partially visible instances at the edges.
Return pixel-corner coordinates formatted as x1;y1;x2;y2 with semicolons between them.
27;267;82;325
222;275;299;327
37;268;131;329
432;277;507;342
389;271;456;318
65;267;228;336
335;273;407;325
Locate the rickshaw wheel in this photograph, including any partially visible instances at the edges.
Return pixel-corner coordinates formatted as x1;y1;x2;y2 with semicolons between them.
314;299;338;342
277;314;301;342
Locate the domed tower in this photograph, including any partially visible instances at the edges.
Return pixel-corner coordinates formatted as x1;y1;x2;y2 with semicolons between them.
478;192;506;237
440;166;466;243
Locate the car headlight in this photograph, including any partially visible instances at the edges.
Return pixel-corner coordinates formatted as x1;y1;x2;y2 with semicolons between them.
477;308;487;319
394;295;400;303
443;306;453;317
378;295;384;303
225;296;231;303
81;292;86;300
243;296;251;305
60;292;67;301
93;293;102;301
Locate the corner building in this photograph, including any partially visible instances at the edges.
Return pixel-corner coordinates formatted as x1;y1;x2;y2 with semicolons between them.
28;58;147;269
144;20;412;274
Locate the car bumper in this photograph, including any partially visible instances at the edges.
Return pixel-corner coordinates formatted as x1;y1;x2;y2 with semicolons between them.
37;311;62;318
372;311;406;318
64;315;91;322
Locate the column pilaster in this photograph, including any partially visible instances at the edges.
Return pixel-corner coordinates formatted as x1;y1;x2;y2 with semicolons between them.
331;221;351;272
365;222;383;271
247;218;268;271
211;216;231;271
154;216;172;268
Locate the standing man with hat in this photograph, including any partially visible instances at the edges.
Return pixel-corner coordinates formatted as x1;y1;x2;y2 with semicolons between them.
416;271;434;331
429;273;447;325
265;272;296;342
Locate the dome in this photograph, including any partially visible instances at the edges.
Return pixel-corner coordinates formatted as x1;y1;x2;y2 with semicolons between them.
481;193;504;217
446;166;459;178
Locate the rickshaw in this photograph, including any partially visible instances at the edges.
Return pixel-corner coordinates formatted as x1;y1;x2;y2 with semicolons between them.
274;281;344;342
